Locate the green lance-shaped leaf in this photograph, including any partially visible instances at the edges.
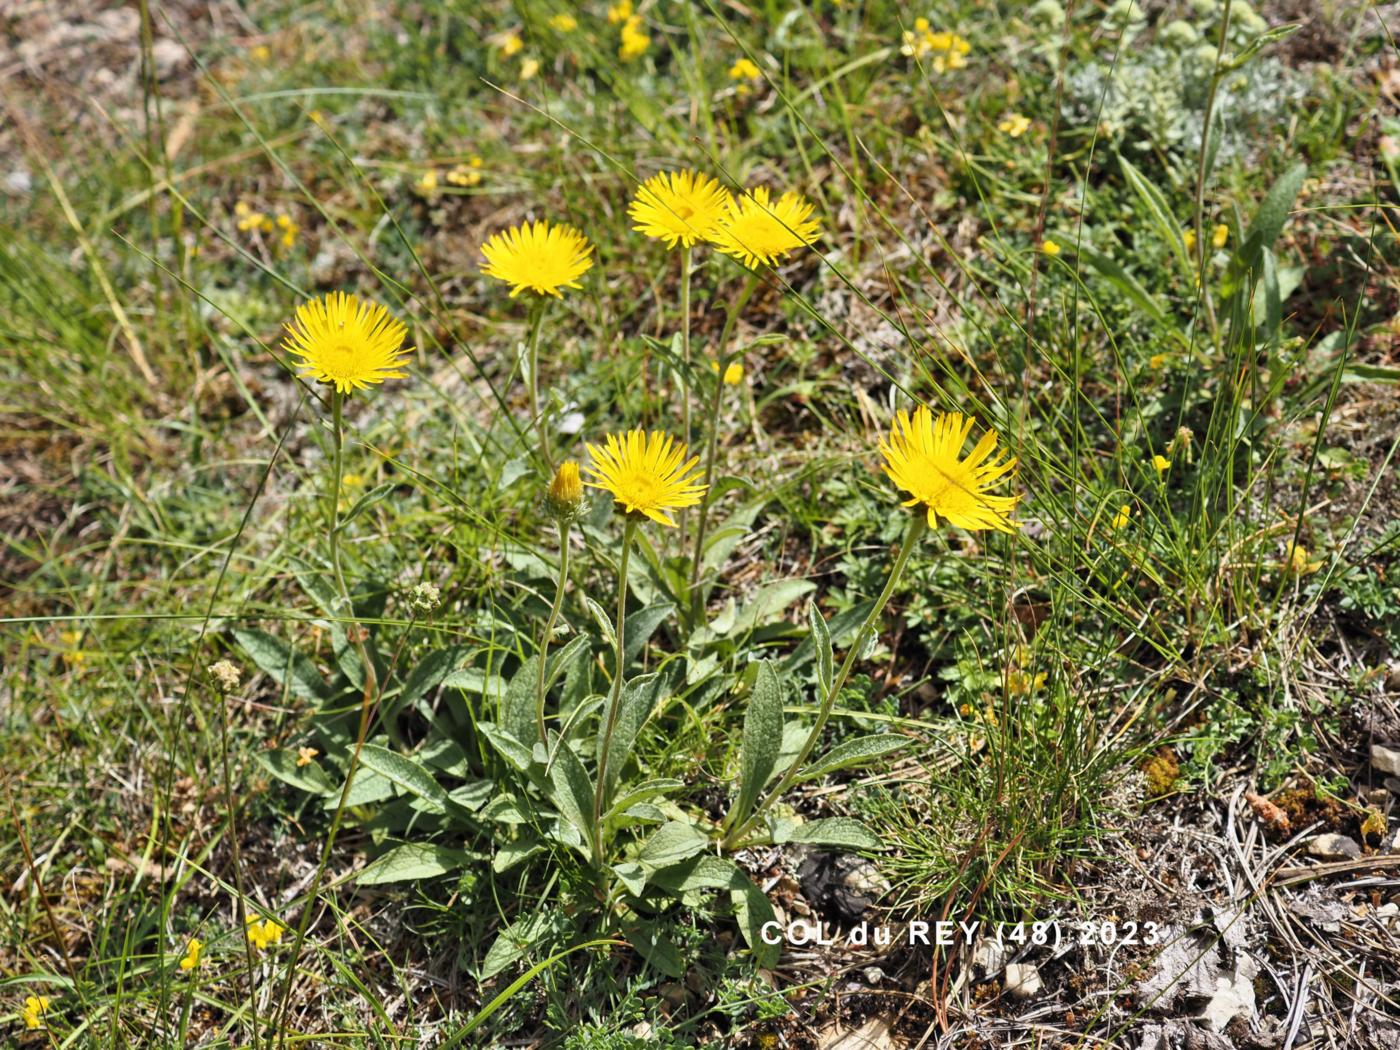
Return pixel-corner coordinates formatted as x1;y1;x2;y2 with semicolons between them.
729;662;784;831
357;843;476;885
596;673;662;805
548;742;596;860
807;601;833;696
776;817;885;850
795;734;907;783
638;821;710;874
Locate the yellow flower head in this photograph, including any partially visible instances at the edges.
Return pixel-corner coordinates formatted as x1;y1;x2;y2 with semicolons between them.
998;113;1031;137
1211;223;1229;249
23;995;50;1030
481;220;594;298
729;57;762;81
628;170;733;249
711;359;745;385
1152;454;1170;474
546;459;586;517
499;32;524;56
708;186;820;269
607;0;633;23
296;746;319;767
283;292;412;395
583;430;706;527
1041;238;1061;256
179;938;204;971
1110;504;1131;530
1149;352;1170;370
520;56;541;80
1182;228;1196;253
1285;541;1322;576
548;13;577;31
619;16;649;60
878;408;1020;532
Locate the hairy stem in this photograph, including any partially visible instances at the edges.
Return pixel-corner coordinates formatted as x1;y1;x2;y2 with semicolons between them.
687;272;761;609
535;522;571;746
527;298;551;471
591;517;636;865
274;390;380;1046
679;245;693;452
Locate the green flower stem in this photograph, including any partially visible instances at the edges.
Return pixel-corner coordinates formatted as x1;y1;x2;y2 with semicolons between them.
526;298;552;472
273;389;380;1045
591;517;637;866
687;272;761;606
724;512;927;849
679;245;693;452
535;521;571;746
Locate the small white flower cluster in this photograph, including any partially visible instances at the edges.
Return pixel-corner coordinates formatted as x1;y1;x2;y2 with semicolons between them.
208;659;241;692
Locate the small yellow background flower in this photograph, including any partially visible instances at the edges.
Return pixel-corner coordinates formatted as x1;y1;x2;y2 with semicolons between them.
998;113;1031;137
23;995;50;1030
247;917;285;951
711;359;745;385
1285;542;1322;576
729;57;762;81
878;408;1019;532
584;430;707;527
619;15;649;60
283;292;412;395
629;170;732;249
708;187;820;268
481;220;594;297
179;938;203;971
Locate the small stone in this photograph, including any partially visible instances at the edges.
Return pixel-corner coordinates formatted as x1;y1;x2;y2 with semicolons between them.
1005;962;1043;999
862;966;885;985
972;938;1006;974
1306;833;1361;860
4;169;31;195
818;1018;894;1050
152;38;187;79
1370;745;1400;777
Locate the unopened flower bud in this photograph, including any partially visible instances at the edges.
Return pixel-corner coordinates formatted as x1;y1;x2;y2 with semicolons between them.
409;581;441;613
546;460;586;520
